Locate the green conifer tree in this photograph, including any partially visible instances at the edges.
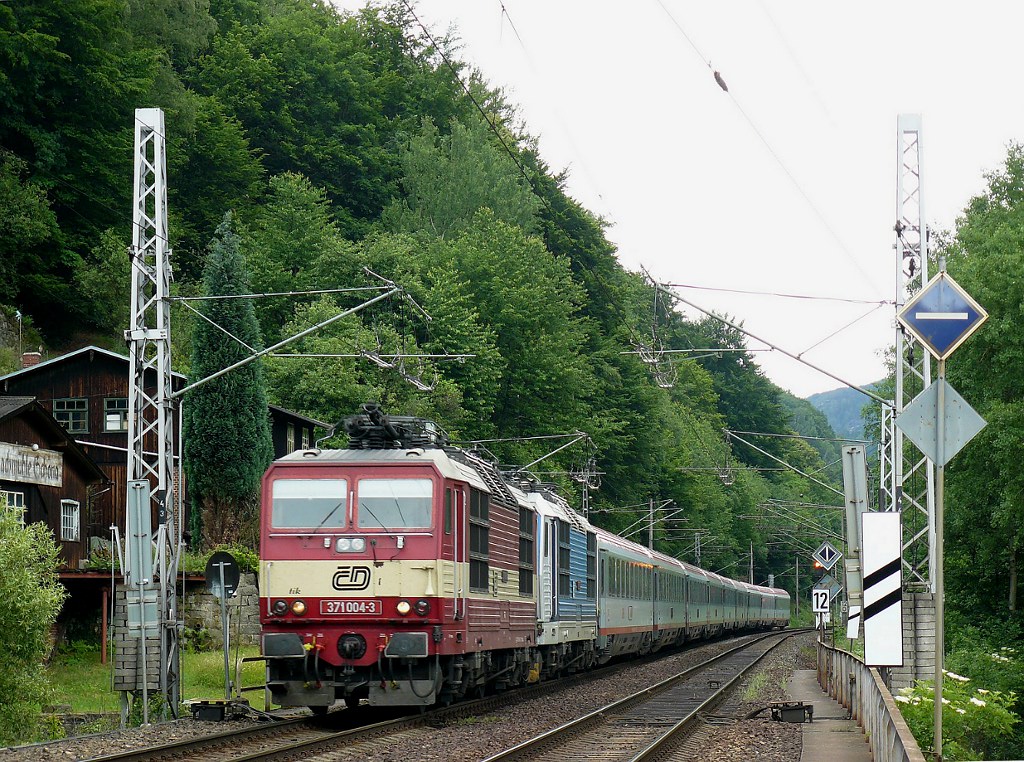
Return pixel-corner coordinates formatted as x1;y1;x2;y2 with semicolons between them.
183;212;273;546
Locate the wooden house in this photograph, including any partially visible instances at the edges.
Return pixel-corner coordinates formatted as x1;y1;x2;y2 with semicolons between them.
0;396;107;569
0;346;328;563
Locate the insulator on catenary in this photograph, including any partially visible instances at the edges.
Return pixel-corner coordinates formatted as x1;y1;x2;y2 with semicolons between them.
714;70;728;92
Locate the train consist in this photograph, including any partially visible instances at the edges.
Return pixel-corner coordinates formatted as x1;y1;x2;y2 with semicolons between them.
259;405;790;711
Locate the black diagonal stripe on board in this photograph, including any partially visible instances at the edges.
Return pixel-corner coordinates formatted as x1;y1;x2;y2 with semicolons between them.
847;607;861;621
863;588;902;621
862;557;901;590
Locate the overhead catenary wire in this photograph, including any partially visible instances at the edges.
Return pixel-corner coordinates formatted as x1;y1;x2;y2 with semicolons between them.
651;1;883;298
664;284;890;406
665;281;894;306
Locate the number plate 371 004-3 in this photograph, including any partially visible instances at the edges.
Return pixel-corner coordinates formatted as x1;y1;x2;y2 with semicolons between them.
320;599;382;615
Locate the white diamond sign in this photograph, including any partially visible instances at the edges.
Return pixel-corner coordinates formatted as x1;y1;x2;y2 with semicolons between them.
813;541;841;571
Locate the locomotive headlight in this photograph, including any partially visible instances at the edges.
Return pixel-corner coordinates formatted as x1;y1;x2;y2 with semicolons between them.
271;599;288;616
335;536;366;552
291;600;307;616
414;599;430;616
396;600;412;616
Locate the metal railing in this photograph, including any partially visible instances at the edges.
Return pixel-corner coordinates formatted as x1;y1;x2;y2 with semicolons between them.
817;638;927;762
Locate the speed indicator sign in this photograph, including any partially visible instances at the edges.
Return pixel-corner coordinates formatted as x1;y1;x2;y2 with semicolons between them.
812;588;830;614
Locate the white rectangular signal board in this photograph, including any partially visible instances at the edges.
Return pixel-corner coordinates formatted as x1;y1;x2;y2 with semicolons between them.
812;588;830;614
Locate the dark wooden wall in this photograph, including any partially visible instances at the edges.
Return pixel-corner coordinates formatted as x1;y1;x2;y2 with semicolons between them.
0;413;103;569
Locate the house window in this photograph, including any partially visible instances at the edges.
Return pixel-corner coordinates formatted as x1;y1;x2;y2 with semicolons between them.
518;506;534;596
1;491;25;523
468;488;489;591
301;427;310;449
287;423;296;454
60;500;80;541
54;398;88;433
104;398;129;432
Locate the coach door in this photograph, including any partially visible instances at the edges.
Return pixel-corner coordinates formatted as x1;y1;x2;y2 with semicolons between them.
652;567;660;633
539;517;555;622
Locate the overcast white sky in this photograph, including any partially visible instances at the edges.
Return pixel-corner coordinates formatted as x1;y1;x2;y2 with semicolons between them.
333;1;1020;397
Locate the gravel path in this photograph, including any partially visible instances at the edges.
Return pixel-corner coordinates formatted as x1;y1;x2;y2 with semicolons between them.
0;631;816;762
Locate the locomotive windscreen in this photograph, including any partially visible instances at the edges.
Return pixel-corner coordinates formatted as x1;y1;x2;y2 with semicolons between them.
271;478;348;528
356;478;433;529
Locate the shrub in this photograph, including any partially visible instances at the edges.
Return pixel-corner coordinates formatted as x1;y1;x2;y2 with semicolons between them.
896;670;1019;760
181;543;260;575
0;503;68;745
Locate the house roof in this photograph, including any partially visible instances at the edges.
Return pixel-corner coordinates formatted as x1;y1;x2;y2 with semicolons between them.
268;404;330;429
0;345;187;383
0;345;328;430
0;396;108;483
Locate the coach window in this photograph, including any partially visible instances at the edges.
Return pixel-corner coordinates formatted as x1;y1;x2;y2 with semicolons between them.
469;488;489;591
271;479;347;528
518;507;534;596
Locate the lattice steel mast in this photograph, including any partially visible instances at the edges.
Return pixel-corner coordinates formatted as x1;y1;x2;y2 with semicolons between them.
886;114;936;587
123;107;181;719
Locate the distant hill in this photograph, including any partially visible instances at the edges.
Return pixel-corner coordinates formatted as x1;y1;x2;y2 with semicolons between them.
779;391;842;481
806;383;883;441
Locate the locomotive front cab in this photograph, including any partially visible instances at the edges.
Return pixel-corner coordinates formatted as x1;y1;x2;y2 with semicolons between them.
260;449;454;709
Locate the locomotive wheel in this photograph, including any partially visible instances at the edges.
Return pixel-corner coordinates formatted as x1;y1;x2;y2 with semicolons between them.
344;696;361;710
310;705;329;716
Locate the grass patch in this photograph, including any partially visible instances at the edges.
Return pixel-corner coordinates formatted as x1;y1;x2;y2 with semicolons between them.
47;644;268;714
742;671;769;701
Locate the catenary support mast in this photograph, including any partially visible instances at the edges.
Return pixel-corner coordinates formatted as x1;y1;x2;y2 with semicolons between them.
886;114;937;689
120;107;181;720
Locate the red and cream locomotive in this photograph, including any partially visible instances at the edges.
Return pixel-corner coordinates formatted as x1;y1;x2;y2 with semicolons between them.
259;405;789;711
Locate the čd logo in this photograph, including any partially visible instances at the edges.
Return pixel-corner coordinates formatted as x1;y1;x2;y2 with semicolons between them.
333;565;371;590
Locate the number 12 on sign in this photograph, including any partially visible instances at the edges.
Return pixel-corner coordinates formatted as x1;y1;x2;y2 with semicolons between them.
812;589;830;614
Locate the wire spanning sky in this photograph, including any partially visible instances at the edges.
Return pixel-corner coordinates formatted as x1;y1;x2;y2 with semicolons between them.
332;1;1024;397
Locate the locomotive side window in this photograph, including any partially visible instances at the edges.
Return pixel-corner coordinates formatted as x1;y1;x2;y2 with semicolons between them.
357;478;432;528
469;488;490;591
557;521;571;597
518;507;534;596
271;479;347;528
444;488;453;535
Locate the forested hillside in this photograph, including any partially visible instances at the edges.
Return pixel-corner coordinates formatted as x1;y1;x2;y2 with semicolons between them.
0;0;841;585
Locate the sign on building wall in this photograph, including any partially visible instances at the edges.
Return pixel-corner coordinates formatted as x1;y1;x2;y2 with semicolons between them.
0;442;64;487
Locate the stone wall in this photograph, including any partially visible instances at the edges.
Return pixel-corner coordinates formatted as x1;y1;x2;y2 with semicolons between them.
183;572;261;647
889;590;936;690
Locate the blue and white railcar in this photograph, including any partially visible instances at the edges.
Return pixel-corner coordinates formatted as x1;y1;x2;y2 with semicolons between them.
526;486;599;675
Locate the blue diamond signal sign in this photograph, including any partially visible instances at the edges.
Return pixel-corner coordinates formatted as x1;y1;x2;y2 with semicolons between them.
898;272;987;360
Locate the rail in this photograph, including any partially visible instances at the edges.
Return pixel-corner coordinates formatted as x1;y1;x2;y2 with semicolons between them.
816;637;926;762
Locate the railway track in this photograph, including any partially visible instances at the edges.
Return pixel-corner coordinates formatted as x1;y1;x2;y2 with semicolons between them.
480;629;799;762
80;630;798;762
